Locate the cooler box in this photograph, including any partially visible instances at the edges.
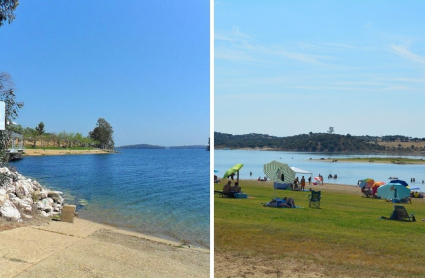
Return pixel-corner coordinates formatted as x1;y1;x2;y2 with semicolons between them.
235;193;248;199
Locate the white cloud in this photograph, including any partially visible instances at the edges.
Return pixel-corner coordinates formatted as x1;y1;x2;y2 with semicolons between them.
391;45;425;65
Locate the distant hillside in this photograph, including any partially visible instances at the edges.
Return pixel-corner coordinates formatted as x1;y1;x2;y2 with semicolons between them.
117;144;165;149
215;132;425;153
169;145;207;149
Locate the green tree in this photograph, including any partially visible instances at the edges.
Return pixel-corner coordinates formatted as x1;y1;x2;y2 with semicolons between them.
89;118;114;150
35;121;45;135
0;0;19;26
0;72;23;164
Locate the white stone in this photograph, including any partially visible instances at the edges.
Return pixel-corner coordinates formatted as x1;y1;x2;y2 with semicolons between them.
0;200;21;221
15;179;34;199
0;193;8;205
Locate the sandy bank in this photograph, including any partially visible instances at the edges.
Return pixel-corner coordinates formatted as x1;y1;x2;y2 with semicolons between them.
313;157;425;165
23;149;111;156
0;217;209;277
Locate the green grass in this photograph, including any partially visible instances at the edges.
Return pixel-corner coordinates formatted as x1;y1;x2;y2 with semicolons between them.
215;180;425;277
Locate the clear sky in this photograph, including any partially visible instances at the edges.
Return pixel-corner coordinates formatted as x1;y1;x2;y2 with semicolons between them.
0;1;210;147
215;1;425;138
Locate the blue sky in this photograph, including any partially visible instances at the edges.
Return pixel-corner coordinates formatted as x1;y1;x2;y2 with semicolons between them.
215;1;425;138
0;1;210;146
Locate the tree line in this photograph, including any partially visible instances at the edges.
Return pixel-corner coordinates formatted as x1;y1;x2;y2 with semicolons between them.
9;120;114;150
215;132;399;153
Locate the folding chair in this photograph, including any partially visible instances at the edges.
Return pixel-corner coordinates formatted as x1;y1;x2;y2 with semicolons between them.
307;190;321;208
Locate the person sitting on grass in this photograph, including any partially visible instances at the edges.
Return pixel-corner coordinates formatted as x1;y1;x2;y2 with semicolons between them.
361;186;372;197
231;182;241;193
277;197;296;208
223;181;232;193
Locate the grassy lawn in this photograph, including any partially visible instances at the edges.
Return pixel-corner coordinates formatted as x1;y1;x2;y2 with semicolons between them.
215;180;425;277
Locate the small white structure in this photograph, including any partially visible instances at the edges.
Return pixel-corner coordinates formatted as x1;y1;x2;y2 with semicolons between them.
290;166;313;181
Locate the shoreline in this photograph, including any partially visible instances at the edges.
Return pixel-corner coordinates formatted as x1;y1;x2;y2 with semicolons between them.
22;149;111;156
312;157;425;165
77;213;209;249
0;217;209;277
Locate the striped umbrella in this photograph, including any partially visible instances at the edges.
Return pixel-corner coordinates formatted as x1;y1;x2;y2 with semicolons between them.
263;160;296;184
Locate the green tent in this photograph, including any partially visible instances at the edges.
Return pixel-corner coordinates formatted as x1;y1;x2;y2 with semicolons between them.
263;160;295;183
264;161;296;197
223;163;244;183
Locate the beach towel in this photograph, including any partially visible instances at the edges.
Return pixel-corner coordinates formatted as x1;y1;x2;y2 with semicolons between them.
262;198;303;208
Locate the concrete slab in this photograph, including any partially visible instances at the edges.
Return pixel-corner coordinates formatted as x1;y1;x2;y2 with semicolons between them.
31;218;115;238
16;229;209;278
0;227;80;264
0;258;32;278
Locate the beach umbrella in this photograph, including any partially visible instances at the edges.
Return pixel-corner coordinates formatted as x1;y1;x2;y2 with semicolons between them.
263;161;295;183
223;163;244;183
372;181;385;188
359;179;375;189
389;179;408;187
377;183;410;200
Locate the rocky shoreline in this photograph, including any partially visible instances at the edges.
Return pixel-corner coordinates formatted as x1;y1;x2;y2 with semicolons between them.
0;167;64;222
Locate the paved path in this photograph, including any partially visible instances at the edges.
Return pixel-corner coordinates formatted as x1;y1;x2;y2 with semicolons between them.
0;218;209;277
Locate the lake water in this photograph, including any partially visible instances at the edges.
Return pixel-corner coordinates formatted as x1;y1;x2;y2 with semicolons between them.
215;150;425;192
11;149;210;248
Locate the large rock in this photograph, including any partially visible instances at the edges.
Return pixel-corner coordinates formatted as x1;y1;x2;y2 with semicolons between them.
0;200;21;221
10;197;33;214
0;192;8;205
0;167;65;222
15;179;34;199
48;191;63;198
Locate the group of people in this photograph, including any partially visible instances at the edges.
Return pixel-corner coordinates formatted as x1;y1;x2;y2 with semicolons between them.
291;176;306;191
276;197;296;208
328;174;337;179
411;191;424;198
223;181;242;194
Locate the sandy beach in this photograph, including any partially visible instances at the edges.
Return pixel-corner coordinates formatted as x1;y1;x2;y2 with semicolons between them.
22;149;111;156
0;217;209;277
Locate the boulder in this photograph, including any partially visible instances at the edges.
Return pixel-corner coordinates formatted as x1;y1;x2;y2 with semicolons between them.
0;192;8;205
48;191;63;198
15;179;34;199
0;200;21;221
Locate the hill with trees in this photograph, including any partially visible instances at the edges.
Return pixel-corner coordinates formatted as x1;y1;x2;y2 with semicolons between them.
215;132;425;154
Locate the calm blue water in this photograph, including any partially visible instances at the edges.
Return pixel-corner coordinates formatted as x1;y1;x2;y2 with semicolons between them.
215;150;425;192
11;149;210;248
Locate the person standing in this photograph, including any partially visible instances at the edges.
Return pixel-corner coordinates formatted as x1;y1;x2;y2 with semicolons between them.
301;176;306;191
